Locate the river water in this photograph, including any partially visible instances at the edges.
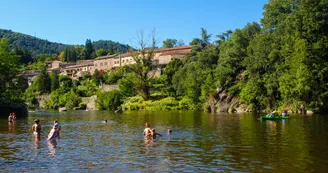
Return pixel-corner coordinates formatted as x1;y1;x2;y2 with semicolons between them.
0;111;328;172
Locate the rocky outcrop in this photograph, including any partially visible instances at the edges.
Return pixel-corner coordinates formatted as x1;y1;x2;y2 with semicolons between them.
38;94;50;109
86;95;98;111
206;88;251;113
59;107;67;112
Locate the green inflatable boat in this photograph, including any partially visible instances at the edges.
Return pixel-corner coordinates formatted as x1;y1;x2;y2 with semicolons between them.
261;116;289;120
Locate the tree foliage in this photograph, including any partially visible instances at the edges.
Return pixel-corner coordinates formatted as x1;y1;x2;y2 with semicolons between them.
162;38;184;48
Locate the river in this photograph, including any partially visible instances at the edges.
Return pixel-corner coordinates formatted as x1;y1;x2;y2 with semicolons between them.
0;111;328;172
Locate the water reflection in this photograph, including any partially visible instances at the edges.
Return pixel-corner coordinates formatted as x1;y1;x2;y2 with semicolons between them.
48;140;57;156
0;111;328;172
8;121;16;134
33;134;41;149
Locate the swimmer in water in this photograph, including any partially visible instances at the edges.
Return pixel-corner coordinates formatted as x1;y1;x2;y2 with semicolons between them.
151;128;162;138
167;128;172;135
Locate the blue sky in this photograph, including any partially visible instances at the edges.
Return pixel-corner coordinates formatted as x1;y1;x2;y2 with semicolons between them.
0;0;268;47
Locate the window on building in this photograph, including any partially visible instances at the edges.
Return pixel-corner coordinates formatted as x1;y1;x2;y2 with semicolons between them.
105;62;108;66
95;63;98;67
100;63;103;66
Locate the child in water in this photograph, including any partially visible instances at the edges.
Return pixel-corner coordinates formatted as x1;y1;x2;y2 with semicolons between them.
151;128;162;138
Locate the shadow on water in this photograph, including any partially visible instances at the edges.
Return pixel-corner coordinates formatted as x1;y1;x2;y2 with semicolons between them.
0;110;328;172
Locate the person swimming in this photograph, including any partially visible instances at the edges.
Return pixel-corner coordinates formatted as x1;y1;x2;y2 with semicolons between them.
167;128;172;135
151;128;162;138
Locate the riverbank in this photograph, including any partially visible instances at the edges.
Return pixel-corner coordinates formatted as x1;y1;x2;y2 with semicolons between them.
0;99;28;118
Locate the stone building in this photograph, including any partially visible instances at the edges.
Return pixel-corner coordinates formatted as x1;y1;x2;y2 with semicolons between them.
60;60;94;78
92;46;192;76
45;46;192;79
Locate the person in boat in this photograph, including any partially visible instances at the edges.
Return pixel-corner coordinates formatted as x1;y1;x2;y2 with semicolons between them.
267;110;276;117
32;119;42;136
143;122;153;138
281;110;288;117
151;128;162;139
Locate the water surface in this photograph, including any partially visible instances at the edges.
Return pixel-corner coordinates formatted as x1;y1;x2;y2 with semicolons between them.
1;111;328;172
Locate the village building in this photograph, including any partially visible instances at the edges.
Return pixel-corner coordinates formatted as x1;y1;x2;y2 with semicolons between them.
21;70;41;86
92;46;192;76
39;46;192;80
46;60;67;73
60;60;94;79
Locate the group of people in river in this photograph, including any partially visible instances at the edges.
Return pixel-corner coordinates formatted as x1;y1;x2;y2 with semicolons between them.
143;122;172;139
11;113;169;143
31;119;61;141
8;112;16;123
8;112;60;141
266;110;289;118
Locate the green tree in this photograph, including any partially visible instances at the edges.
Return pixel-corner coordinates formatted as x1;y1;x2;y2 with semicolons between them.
97;90;123;110
96;48;108;57
11;48;33;64
83;39;94;59
125;29;157;100
33;66;51;93
0;38;22;101
162;38;184;48
92;69;100;85
50;71;59;92
201;28;212;45
75;46;84;60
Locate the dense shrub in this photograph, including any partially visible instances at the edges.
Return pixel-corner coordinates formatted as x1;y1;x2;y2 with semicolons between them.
96;90;123;110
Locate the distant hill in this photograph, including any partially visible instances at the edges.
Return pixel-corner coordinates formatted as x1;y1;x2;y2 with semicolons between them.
93;40;131;53
0;28;131;56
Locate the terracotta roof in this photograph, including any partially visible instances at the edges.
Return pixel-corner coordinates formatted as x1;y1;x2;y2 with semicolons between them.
154;46;192;53
77;60;94;64
93;46;192;60
95;54;118;60
63;63;94;69
161;49;191;56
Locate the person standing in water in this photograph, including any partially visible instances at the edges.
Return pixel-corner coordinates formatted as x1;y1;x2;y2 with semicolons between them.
143;122;153;138
48;124;60;141
53;120;60;130
8;113;14;123
32;119;42;137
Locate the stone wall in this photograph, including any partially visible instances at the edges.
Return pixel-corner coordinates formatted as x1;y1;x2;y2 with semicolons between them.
100;84;119;92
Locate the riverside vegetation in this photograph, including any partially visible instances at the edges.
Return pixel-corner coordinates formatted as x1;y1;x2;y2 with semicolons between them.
2;0;328;115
